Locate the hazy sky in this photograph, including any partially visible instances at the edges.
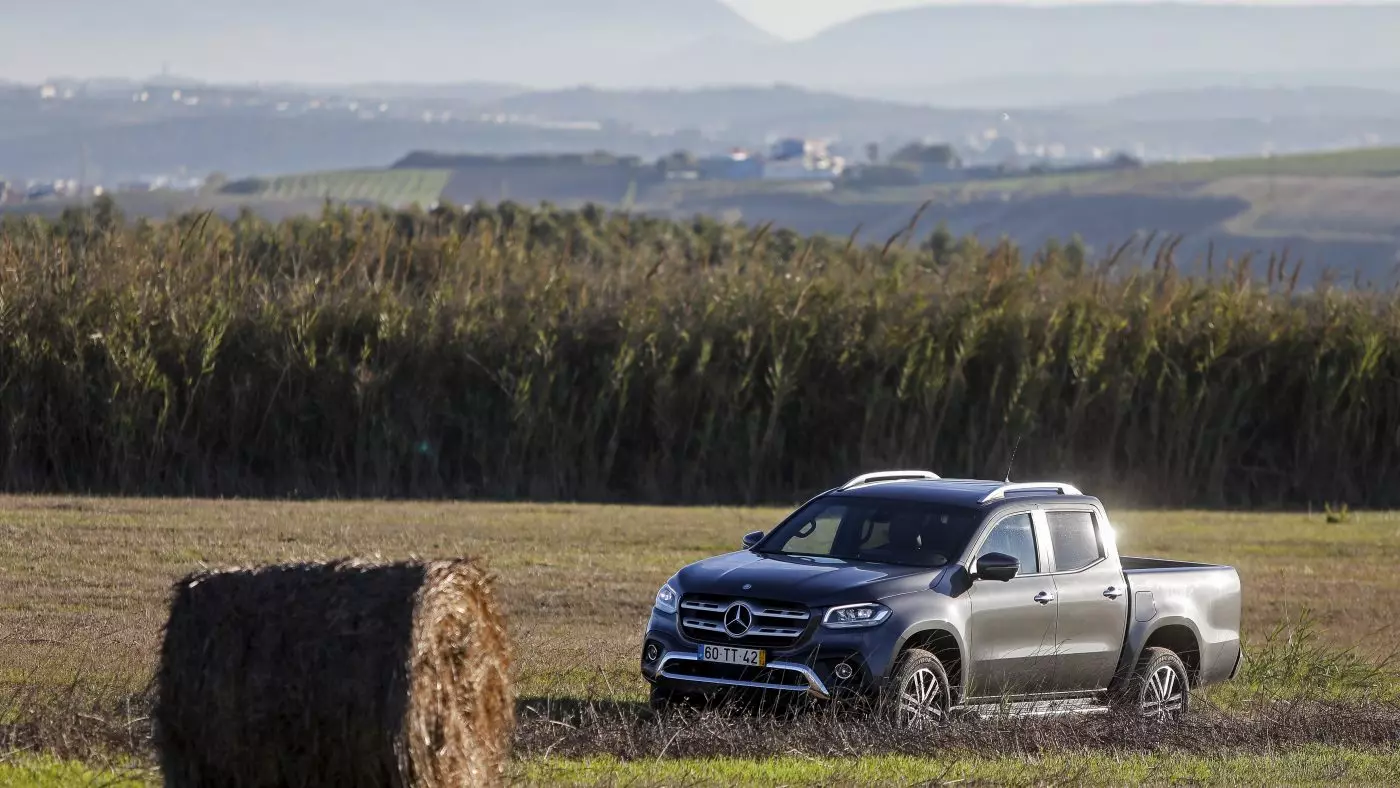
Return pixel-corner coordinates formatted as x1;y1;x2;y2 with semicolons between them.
723;0;1400;39
4;0;1400;84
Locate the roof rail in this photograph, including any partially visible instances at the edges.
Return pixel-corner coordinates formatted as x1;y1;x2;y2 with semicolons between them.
841;470;941;490
979;482;1082;504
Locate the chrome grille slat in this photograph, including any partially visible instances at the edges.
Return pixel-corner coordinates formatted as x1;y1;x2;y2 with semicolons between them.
756;608;809;619
750;626;803;636
682;618;726;632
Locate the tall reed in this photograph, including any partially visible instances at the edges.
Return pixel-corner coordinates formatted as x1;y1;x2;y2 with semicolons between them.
1;199;1395;506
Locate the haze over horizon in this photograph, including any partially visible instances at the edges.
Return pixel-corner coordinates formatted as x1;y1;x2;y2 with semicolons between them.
724;0;1400;40
2;0;1399;91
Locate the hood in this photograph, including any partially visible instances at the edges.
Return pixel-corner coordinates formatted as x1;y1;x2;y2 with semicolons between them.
673;550;946;608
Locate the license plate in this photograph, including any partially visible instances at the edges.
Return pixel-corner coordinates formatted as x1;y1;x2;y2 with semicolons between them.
699;644;766;667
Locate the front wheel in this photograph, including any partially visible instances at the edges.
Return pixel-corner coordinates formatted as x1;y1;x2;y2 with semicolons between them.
878;648;952;728
1116;646;1190;721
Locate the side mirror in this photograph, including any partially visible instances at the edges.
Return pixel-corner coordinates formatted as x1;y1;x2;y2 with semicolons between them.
975;552;1020;582
742;531;765;549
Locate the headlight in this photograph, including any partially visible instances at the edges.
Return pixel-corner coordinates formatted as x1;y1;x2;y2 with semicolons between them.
822;603;892;629
654;583;678;614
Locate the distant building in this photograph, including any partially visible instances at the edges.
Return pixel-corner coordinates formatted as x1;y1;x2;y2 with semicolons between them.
698;150;764;181
770;138;832;162
762;138;845;181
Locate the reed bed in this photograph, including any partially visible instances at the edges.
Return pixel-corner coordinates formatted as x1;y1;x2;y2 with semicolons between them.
0;200;1396;506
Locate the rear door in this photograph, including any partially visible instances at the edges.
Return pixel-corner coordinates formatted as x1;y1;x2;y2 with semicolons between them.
966;511;1060;699
1044;509;1130;692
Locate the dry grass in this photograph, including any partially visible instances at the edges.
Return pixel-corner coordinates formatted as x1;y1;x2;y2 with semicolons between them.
2;497;1398;700
514;698;1400;761
2;497;1399;783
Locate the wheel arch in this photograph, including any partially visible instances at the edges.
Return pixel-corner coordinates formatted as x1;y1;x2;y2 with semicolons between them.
1116;617;1203;688
894;624;965;701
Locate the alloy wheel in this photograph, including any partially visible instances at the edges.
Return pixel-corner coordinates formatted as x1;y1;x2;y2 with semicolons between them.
897;667;947;727
1140;664;1185;720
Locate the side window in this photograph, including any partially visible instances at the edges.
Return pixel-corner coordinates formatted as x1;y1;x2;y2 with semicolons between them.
780;506;843;555
1046;511;1104;572
976;513;1039;574
857;517;891;552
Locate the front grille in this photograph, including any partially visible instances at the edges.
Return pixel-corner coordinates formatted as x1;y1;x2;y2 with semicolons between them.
679;593;812;649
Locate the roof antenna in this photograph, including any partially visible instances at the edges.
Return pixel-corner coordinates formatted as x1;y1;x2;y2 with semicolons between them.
1004;435;1023;483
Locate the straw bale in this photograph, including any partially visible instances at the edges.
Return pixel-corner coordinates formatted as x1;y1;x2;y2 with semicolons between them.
153;558;513;787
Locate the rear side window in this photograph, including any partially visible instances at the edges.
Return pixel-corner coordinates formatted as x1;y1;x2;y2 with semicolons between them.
1047;511;1104;572
977;513;1039;574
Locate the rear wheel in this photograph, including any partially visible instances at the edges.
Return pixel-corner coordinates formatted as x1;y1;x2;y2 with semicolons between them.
1117;647;1190;721
879;648;952;728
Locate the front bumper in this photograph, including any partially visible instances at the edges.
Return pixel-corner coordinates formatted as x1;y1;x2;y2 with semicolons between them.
656;651;833;699
641;609;891;701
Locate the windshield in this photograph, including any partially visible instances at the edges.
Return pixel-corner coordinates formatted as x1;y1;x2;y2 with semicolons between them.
758;496;982;568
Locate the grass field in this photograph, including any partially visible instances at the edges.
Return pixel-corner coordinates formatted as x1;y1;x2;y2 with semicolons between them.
830;148;1400;206
214;146;1400;214
232;169;451;207
1150;147;1400;181
3;498;1399;785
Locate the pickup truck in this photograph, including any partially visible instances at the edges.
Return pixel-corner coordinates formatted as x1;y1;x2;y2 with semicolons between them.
641;471;1242;724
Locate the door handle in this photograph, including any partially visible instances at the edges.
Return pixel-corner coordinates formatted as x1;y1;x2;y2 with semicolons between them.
1033;591;1056;605
1104;587;1125;600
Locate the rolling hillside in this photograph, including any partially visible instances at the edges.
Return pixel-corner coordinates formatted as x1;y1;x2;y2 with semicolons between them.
755;4;1400;99
225;169;451;208
82;145;1397;284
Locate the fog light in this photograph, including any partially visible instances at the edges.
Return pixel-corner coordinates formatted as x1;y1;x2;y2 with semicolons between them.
833;662;854;681
646;643;660;662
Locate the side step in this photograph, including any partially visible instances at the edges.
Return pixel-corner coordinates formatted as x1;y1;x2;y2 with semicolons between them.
956;697;1111;718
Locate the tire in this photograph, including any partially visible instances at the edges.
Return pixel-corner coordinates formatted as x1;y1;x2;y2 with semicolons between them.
878;648;952;728
1116;647;1190;721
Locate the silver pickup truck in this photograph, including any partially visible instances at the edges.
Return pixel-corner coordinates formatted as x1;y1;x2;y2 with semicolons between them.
641;472;1243;723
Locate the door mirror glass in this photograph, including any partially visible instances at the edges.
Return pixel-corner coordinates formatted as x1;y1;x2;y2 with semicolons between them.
742;530;765;549
976;552;1020;582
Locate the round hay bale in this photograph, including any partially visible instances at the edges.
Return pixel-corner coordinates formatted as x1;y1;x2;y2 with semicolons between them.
154;558;513;788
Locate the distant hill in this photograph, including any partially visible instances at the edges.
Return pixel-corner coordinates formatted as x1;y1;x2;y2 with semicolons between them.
475;81;1400;137
477;85;972;139
9;2;1400;104
6;79;1400;182
1094;86;1400;122
790;4;1400;84
177;146;1400;286
0;0;773;86
641;4;1400;104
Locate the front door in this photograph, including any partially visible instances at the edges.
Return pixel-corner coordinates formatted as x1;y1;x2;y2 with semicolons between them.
966;512;1060;699
1045;509;1131;692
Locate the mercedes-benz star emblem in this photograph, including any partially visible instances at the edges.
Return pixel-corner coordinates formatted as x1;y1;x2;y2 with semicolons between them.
723;602;754;637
